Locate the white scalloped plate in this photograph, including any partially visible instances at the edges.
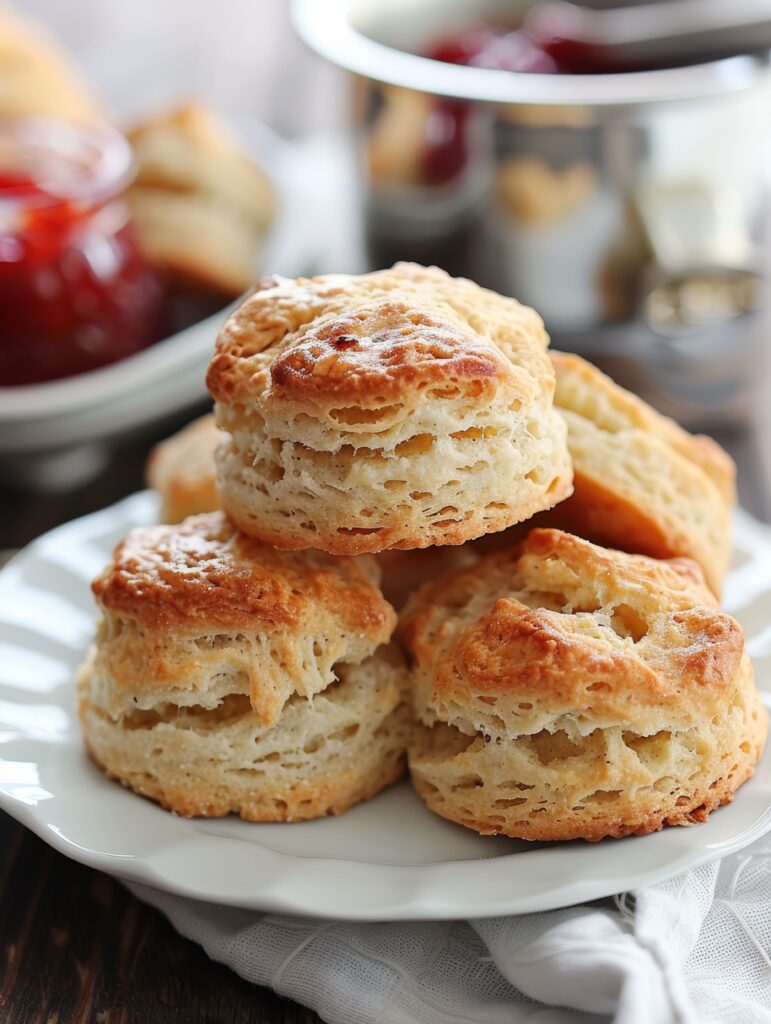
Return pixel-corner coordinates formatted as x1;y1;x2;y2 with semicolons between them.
1;492;770;921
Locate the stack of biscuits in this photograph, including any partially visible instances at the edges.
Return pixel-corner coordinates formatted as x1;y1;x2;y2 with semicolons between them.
79;263;767;840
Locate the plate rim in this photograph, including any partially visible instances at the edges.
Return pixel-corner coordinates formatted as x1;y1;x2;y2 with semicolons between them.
5;763;771;921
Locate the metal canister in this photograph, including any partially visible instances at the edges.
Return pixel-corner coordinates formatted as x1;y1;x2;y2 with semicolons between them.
294;0;771;427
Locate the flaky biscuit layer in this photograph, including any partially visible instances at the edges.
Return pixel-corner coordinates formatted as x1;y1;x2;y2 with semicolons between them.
80;647;410;822
547;352;734;596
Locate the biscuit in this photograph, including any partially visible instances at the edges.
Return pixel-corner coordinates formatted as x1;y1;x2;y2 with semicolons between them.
366;86;434;186
545;352;734;596
401;529;766;841
79;511;409;820
377;547;479;611
496;157;597;225
146;413;222;522
207;263;573;555
127;103;276;296
0;5;103;122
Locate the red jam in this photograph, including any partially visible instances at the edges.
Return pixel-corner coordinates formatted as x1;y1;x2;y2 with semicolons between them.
419;28;639;185
0;120;161;387
428;27;559;74
422;29;562;186
426;25;657;77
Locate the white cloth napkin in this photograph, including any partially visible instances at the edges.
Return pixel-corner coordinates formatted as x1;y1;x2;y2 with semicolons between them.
127;829;771;1024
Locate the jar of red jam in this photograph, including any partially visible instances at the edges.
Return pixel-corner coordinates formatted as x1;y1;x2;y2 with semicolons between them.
0;118;161;386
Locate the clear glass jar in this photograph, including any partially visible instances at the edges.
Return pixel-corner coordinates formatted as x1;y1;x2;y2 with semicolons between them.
0;117;161;386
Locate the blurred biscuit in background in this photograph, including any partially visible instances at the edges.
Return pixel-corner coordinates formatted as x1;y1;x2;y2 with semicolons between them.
127;102;276;296
146;413;222;523
496;157;597;226
365;85;433;186
0;2;103;121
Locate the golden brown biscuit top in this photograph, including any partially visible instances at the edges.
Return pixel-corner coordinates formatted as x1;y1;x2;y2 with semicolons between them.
0;5;104;123
551;351;736;504
402;529;743;728
207;263;553;410
268;301;503;405
93;511;395;639
127;101;218;149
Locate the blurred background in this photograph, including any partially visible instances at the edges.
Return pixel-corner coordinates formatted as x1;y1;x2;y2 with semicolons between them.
1;0;770;555
21;0;345;134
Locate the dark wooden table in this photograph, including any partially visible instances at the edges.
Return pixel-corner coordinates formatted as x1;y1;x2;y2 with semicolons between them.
0;815;318;1024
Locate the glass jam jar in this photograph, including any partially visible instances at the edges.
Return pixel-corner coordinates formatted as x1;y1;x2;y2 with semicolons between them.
0;118;161;386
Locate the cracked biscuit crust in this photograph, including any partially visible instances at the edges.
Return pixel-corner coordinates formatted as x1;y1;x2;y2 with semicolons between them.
81;512;408;822
91;511;395;728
